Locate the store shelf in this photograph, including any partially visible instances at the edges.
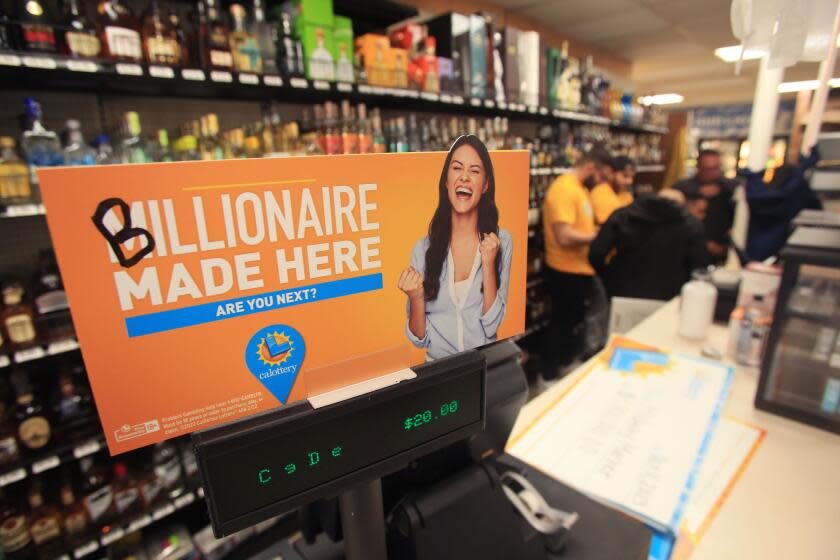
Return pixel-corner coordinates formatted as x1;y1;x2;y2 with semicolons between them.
527;277;544;289
610;121;669;135
786;309;840;329
512;319;550;341
0;203;46;219
0;431;105;488
0;56;668;133
636;164;666;173
0;337;81;369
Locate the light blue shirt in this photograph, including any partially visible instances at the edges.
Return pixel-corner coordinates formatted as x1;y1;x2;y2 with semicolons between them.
405;229;513;360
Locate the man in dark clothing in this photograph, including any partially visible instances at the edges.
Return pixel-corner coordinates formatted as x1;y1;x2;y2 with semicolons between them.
672;150;738;264
589;190;709;301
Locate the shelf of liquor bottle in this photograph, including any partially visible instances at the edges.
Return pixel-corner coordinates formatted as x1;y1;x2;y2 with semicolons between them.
609;121;669;135
0;337;81;369
635;164;666;173
530;166;572;176
0;429;105;488
0;56;668;134
512;319;550;342
785;308;840;329
0;202;46;219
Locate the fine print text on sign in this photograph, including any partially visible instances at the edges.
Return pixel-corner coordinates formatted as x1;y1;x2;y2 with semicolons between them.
39;147;528;453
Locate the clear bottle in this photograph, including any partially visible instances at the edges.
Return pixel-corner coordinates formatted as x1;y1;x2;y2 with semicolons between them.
200;0;233;70
78;454;114;527
0;137;32;204
248;0;276;75
407;114;421;152
62;119;96;166
151;129;174;162
10;369;50;452
141;0;180;66
228;3;261;73
15;0;57;53
371;109;386;153
152;441;185;500
91;134;119;165
1;283;38;351
61;0;101;59
395;117;409;153
118;112;149;164
275;10;303;78
97;0;142;62
21;98;64;186
27;479;63;558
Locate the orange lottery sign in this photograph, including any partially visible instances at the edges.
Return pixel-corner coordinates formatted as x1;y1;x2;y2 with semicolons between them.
39;144;528;454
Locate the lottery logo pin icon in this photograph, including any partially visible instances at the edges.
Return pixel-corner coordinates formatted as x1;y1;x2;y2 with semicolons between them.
245;324;305;403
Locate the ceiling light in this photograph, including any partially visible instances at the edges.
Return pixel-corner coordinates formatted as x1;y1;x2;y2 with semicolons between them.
777;78;840;93
638;93;685;106
714;45;767;63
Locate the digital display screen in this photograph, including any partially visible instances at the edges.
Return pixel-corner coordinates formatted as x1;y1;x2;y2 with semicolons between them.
202;369;483;525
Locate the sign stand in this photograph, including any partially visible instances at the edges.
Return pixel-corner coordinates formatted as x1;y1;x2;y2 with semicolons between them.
338;479;387;560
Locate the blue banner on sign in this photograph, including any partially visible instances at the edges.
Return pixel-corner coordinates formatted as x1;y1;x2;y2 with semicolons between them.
124;273;383;338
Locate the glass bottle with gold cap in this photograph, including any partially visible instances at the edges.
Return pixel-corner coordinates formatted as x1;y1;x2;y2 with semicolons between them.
141;0;180;66
10;369;51;452
1;283;37;351
0;137;32;204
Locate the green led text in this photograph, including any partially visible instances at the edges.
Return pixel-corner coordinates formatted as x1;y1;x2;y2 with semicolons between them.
403;400;459;430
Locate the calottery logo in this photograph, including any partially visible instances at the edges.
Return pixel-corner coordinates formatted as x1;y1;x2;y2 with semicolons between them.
245;324;305;404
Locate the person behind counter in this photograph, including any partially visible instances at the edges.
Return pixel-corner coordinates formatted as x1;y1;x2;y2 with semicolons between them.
398;134;513;360
590;156;635;225
589;189;709;301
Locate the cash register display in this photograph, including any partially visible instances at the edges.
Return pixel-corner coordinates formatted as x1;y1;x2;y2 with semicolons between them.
204;370;482;522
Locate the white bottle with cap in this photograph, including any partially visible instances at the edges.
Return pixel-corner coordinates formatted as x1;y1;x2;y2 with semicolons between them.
678;270;718;340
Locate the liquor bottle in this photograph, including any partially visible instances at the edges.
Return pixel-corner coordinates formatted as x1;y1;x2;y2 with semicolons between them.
118;112;149;164
371;109;386;154
259;113;275;154
200;0;233;70
141;0;180;66
62;119;96;166
228;3;261;73
59;472;87;548
172;134;200;161
395;118;409;153
112;461;141;517
51;365;93;425
27;480;63;558
248;0;276;75
0;487;36;560
168;10;189;67
0;7;14;51
0;376;20;466
243;126;262;158
61;0;101;59
199;114;223;160
97;0;142;62
0;137;32;204
1;283;38;351
322;103;341;156
21;98;64;185
78;454;114;527
357;104;373;155
15;0;57;53
136;454;164;509
340;100;357;155
152;441;185;500
91;134;119;165
10;370;50;452
151;129;173;162
275;11;303;78
407;114;421;152
179;442;200;487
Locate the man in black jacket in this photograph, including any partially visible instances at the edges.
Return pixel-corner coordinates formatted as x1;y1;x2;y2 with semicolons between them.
589;189;709;301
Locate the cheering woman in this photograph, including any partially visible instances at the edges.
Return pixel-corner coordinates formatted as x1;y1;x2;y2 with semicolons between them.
398;134;513;359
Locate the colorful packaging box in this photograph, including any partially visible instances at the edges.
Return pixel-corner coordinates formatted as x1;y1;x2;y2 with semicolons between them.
391;47;409;88
296;20;336;81
468;14;487;99
502;27;520;103
518;30;539;106
292;0;334;26
355;33;391;87
423;12;470;96
437;56;456;94
333;15;354;83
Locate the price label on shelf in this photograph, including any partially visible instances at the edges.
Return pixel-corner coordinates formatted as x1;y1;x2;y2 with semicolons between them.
238;73;259;85
15;347;46;363
175;492;196;508
47;339;80;355
66;60;98;73
0;468;26;487
357;84;372;94
182;69;206;81
127;514;153;532
453;96;465;104
337;82;353;92
73;439;101;459
149;65;175;79
527;105;538;114
22;56;57;70
115;63;143;76
197;486;205;498
497;101;507;110
101;528;124;546
0;356;9;368
263;75;283;87
0;54;22;66
552;109;562;118
469;98;481;107
152;503;175;520
73;541;99;559
290;77;308;89
539;107;548;115
483;100;495;108
31;455;60;474
439;93;453;103
313;80;330;91
407;90;419;98
420;92;439;102
5;203;40;217
210;71;233;83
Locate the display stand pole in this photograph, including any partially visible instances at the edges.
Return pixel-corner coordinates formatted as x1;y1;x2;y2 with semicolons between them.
801;3;840;156
338;478;388;560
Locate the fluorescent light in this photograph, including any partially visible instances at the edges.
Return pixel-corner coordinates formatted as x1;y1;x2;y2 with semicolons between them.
638;93;684;106
777;78;840;93
714;45;767;63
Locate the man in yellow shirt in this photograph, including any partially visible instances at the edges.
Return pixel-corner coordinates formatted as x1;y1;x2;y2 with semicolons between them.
590;156;635;225
540;147;611;379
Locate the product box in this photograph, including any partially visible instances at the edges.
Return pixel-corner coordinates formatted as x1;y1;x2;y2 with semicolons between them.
502;27;520;103
292;0;334;26
410;36;439;92
518;30;539;107
423;12;470;97
389;22;427;54
391;47;409;88
547;47;561;108
333;15;354;83
468;14;487;99
355;33;391;86
538;36;548;107
297;21;336;81
437;56;456;94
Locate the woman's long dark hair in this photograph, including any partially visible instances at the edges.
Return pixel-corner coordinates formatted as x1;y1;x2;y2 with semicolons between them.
424;134;501;302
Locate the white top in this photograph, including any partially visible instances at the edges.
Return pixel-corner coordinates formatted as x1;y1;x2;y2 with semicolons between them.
453;279;471;306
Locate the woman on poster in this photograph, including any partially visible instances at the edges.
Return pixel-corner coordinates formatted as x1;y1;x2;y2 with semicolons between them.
398;134;513;359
